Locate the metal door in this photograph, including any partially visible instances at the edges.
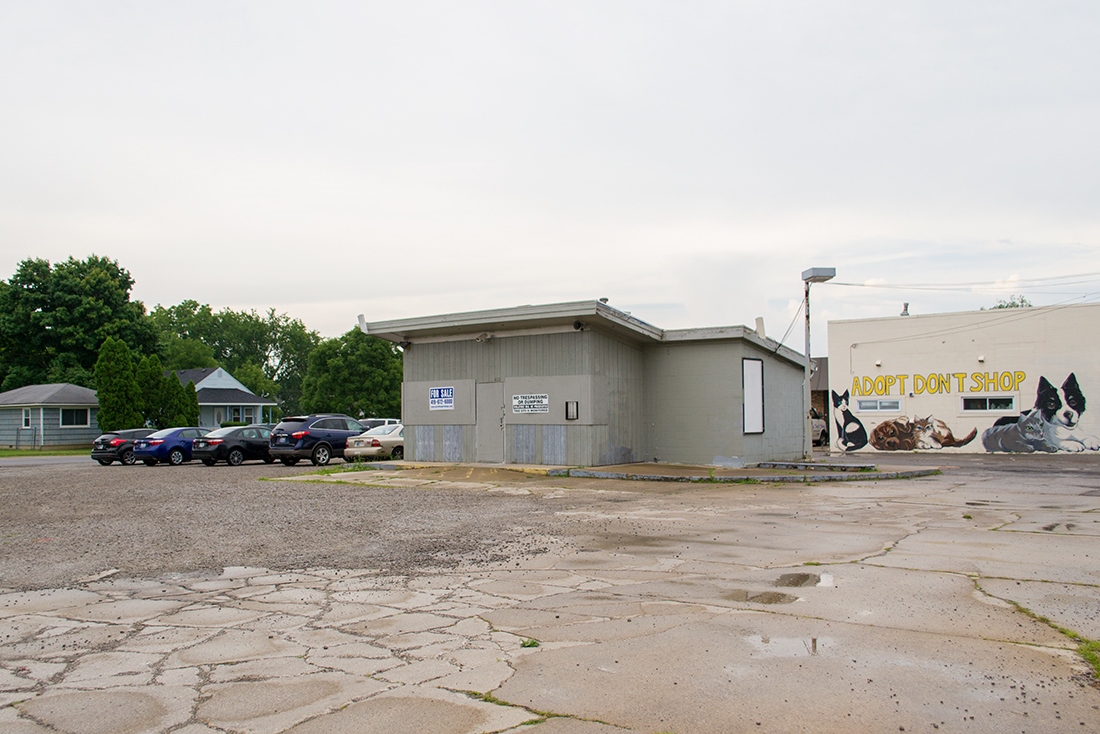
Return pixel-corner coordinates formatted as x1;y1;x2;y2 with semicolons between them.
476;382;505;462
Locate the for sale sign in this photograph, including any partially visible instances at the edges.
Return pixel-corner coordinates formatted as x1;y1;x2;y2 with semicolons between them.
429;386;454;410
512;393;550;414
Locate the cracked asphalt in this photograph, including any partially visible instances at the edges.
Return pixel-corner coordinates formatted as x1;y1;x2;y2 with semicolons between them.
1;453;1098;733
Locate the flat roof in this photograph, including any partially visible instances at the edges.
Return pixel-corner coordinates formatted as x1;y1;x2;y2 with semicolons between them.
359;300;805;367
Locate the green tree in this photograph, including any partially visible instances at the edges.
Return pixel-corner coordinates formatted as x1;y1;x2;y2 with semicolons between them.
234;362;278;401
162;336;218;371
299;329;402;418
94;337;143;431
151;302;320;413
136;354;173;429
990;295;1032;309
0;256;158;391
171;379;200;427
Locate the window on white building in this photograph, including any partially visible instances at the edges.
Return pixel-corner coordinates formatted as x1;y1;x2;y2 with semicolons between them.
962;396;1015;412
856;399;902;412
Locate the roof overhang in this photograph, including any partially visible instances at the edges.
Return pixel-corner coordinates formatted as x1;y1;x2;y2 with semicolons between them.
358;300;664;345
358;300;806;368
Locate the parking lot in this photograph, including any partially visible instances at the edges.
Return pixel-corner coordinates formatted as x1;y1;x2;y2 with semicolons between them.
1;454;1098;733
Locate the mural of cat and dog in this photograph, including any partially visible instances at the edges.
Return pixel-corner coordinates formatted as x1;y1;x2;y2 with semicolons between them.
833;373;1100;453
830;390;973;451
982;373;1100;453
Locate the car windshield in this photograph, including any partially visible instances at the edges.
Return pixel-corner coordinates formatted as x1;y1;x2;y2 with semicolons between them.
205;427;237;438
147;428;176;439
364;424;400;436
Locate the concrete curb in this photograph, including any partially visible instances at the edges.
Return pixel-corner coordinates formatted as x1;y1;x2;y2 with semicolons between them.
545;468;941;483
371;461;941;483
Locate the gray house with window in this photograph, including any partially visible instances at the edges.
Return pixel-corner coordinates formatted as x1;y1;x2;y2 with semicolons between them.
358;300;805;466
171;368;277;427
0;383;100;449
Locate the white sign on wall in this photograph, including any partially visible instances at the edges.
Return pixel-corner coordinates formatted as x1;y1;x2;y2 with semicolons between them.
429;386;455;411
512;393;550;414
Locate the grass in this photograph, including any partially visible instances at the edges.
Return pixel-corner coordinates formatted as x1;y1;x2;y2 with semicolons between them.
520;638;540;648
0;448;88;458
314;461;381;475
974;581;1100;684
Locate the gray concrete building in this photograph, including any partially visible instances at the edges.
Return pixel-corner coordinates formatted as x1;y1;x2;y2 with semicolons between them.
358;300;806;466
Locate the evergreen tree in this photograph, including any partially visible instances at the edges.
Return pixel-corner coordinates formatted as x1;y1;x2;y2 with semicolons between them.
94;337;143;431
179;379;201;426
136;354;172;429
163;373;188;427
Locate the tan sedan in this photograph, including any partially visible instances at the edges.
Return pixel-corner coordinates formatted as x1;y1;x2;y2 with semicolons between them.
345;424;404;460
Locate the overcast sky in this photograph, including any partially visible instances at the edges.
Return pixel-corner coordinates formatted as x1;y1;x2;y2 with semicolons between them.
2;1;1098;354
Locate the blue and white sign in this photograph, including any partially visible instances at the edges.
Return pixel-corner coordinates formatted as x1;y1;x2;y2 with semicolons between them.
429;386;455;411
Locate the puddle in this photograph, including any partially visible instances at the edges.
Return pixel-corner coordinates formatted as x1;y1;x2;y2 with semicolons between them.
775;573;819;587
721;589;797;605
743;635;833;658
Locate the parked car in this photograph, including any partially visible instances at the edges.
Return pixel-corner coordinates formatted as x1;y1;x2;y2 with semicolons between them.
811;408;828;446
357;417;400;430
345;424;404;461
90;428;155;466
268;414;366;466
193;425;274;466
133;427;210;466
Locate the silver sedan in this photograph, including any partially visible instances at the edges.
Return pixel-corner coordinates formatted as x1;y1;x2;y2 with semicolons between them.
345;424;404;460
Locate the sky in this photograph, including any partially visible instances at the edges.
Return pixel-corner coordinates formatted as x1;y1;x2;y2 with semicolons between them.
2;1;1099;355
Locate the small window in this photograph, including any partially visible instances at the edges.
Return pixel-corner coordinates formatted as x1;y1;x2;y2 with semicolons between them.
963;396;1015;412
231;407;242;423
60;408;88;427
244;407;254;423
23;409;31;428
857;399;901;412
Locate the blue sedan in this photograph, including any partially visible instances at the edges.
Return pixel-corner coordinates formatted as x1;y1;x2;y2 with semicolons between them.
133;427;210;466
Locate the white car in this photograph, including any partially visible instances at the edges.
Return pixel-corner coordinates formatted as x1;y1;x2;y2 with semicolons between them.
811;409;828;446
345;424;404;460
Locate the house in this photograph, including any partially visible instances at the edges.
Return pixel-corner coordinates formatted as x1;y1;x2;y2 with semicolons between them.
358;300;806;466
171;368;277;427
0;383;100;449
826;302;1100;454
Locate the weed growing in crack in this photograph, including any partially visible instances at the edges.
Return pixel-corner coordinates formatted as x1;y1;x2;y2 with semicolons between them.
521;638;540;648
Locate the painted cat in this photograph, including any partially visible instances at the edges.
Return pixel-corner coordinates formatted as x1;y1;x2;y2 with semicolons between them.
981;410;1049;453
831;390;868;452
923;417;977;449
871;415;976;451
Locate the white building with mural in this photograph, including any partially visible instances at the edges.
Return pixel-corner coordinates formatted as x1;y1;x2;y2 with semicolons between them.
826;303;1100;454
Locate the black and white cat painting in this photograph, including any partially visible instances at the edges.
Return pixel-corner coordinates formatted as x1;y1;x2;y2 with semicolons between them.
831;390;868;452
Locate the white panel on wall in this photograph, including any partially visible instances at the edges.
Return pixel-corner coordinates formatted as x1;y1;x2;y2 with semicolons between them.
743;358;764;434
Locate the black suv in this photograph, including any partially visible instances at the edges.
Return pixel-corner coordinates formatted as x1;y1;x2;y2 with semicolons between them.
268;414;366;466
91;428;155;466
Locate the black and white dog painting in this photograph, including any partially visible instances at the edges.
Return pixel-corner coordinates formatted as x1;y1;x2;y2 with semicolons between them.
992;373;1100;452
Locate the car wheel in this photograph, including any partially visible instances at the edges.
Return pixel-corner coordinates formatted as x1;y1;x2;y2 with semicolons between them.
280;457;300;466
97;459;112;466
120;448;135;466
202;458;217;466
168;448;185;466
311;444;331;466
391;446;403;460
227;448;245;466
143;459;158;467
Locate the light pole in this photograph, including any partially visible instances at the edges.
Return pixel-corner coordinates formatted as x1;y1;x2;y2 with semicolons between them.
801;267;835;460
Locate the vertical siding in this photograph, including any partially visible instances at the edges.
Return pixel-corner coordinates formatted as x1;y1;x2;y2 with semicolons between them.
403;330;644;466
643;342;802;464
